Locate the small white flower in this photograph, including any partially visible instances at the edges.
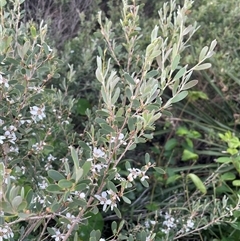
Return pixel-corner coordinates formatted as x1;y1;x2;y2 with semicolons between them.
140;173;149;182
0;74;9;88
92;163;107;173
110;133;127;145
127;168;141;182
47;154;57;161
99;239;105;241
38;179;48;189
95;191;112;211
93;147;105;158
0;136;5;144
79;192;86;199
0;119;4;126
30;106;46;122
51;228;65;241
3;125;17;144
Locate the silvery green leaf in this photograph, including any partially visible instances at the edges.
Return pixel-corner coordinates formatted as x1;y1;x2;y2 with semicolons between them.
194;63;212;70
182;25;194;36
146;70;158;79
111;87;120;105
151;25;159;42
124;72;135;85
171;54;180;71
174;67;186;80
172;79;179;96
182;79;198;90
199;46;209;62
171;90;188;103
209;39;217;51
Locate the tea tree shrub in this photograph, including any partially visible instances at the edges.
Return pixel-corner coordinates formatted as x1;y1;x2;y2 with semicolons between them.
0;0;238;241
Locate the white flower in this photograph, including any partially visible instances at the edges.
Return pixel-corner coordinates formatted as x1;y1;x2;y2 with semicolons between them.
95;191;112;211
99;239;105;241
47;154;57;161
79;192;86;199
110;133;127;145
93;147;105;158
0;224;14;240
3;125;17;144
0;74;9;88
0;136;5;144
38;179;48;189
30;106;46;122
140;172;149;182
32;141;46;153
0;119;4;126
92;163;107;173
51;228;65;241
127;168;141;182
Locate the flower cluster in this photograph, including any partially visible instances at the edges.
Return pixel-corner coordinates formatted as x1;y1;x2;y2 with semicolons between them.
0;224;14;240
95;190;120;211
127;167;149;182
30;106;46;122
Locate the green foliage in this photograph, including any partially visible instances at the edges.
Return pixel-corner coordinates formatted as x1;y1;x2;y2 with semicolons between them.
0;0;239;241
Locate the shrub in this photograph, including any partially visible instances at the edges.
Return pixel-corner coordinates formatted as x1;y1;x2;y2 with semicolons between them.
0;0;238;241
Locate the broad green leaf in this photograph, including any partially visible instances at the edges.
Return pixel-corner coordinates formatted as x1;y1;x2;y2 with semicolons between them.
165;138;178;151
182;80;198;90
17;201;27;212
82;161;91;176
221;172;236;181
145;153;150;164
74;168;83;183
58;180;73;189
100;123;115;133
46;184;63;193
122;196;131;204
124;73;135;85
48;170;65;181
75;183;88;191
12;196;23;210
215;157;232;163
113;207;122;219
182;149;198;161
146;70;158;78
111;221;117;234
171;91;188;103
26;189;33;205
233;180;240;187
153;167;165;174
78;141;91;151
194;63;212;70
166;174;181;185
188;173;207;194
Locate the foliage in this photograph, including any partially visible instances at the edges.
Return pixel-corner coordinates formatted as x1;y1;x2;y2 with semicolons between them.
0;0;239;241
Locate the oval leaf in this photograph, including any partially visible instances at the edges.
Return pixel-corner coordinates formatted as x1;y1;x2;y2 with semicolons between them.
48;170;65;181
188;173;206;194
182;80;198;90
171;91;188;103
194;63;212;71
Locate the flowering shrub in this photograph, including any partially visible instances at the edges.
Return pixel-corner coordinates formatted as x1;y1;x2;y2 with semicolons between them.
0;0;238;241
